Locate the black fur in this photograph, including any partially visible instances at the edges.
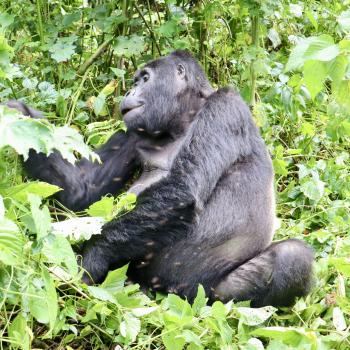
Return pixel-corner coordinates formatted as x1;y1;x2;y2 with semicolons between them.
8;51;314;307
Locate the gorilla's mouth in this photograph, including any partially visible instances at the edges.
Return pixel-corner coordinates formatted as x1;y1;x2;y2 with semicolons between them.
121;104;144;116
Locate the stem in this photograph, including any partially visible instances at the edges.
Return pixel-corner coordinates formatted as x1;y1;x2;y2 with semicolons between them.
250;14;260;107
134;2;161;55
36;0;44;45
77;38;114;76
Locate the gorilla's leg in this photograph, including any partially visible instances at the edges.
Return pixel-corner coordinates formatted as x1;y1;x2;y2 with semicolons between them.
213;239;313;307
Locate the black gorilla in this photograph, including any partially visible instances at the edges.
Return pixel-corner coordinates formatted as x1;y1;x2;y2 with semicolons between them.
9;51;313;307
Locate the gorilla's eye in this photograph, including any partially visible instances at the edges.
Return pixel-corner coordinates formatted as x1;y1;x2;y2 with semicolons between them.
143;74;150;83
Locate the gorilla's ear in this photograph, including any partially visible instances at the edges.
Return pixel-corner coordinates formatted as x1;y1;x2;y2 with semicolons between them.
177;64;186;79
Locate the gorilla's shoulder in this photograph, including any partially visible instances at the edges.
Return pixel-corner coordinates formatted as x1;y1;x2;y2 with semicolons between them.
207;87;242;101
205;87;247;111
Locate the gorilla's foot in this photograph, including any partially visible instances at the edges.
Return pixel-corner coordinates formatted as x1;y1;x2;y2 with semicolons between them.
213;239;314;307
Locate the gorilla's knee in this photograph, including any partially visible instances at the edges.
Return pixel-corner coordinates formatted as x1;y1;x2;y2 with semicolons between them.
264;239;314;307
213;239;314;307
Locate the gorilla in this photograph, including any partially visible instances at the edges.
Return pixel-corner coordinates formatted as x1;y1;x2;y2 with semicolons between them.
8;51;313;307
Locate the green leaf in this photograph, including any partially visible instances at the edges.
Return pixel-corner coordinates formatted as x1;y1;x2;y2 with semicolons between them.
337;10;350;31
28;269;58;332
303;35;339;61
286;37;314;71
303;60;327;99
62;12;81;27
236;306;277;326
49;38;76;63
0;195;4;220
177;330;202;347
8;314;30;350
329;257;350;277
0;105;97;164
120;312;141;344
192;285;207;315
87;286;116;303
251;327;318;349
42;235;78;276
268;28;281;49
28;194;51;239
51;217;105;241
0;218;24;265
1;182;61;203
0;35;14;66
328;55;348;89
110;67;126;78
300;177;325;202
332;307;347;331
113;35;144;57
162;329;186;350
101;265;128;294
86;196;114;219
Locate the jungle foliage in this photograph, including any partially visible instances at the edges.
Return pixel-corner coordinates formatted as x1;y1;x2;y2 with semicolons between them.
0;0;349;349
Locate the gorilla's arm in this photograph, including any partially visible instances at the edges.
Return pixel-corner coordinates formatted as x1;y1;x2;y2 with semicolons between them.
82;88;258;283
24;131;139;211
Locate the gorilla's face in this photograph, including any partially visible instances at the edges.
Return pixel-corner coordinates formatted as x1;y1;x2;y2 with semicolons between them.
120;57;194;136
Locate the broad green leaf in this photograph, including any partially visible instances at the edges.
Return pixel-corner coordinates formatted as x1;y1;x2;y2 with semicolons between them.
164;294;193;325
0;105;97;163
28;194;51;239
42;268;58;334
273;158;288;176
268;28;281;49
86;196;114;219
42;235;78;275
334;80;350;111
243;338;264;350
131;306;158;317
28;269;58;332
192;284;207;315
337;10;350;31
49;38;76;63
113;35;144;57
286;37;314;71
328;55;348;89
329;257;350;277
8;314;31;350
62;12;81;27
332;307;347;331
251;327;318;349
87;286;116;302
110;67;126;78
0;13;14;29
303;60;327;99
0;195;4;219
0;217;24;265
1;182;61;203
303;35;339;61
237;306;276;326
300;178;325;202
162;329;186;350
211;301;228;320
101;265;128;294
158;19;180;37
51;217;105;241
0;35;14;66
177;330;202;347
120;312;141;344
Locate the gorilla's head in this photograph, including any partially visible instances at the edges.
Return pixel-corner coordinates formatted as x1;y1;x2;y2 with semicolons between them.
120;51;214;136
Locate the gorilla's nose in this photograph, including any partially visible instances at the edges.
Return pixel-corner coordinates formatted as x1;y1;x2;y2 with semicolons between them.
120;98;144;115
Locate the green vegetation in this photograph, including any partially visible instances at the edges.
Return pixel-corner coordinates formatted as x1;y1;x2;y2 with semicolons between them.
0;1;349;349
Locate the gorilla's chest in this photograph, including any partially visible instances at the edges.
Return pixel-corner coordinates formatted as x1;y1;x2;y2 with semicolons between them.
128;137;185;195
